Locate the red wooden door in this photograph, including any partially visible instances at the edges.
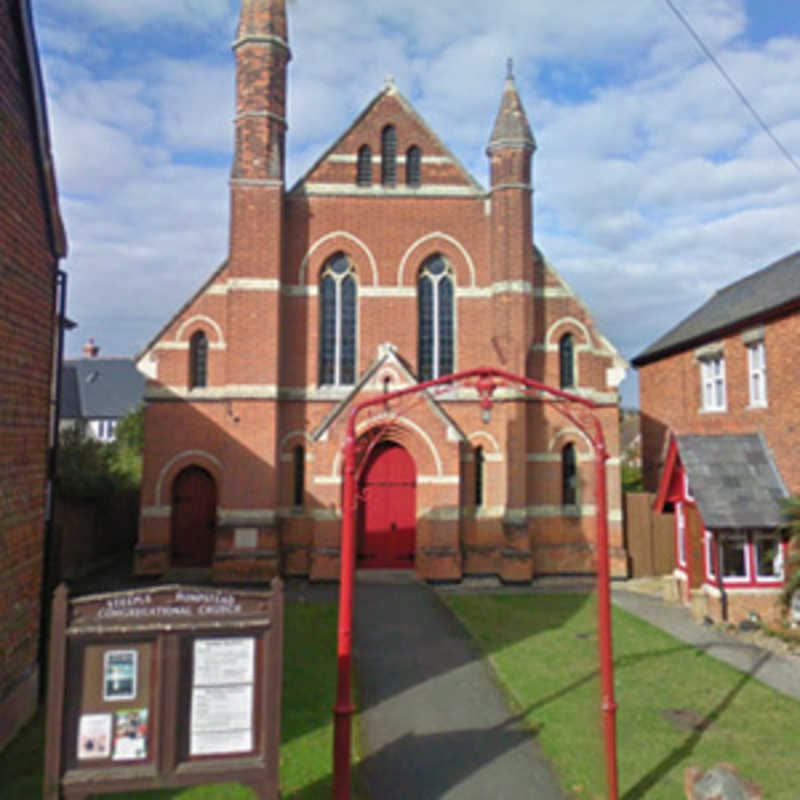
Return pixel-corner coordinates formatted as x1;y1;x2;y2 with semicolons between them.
171;467;216;566
359;443;416;568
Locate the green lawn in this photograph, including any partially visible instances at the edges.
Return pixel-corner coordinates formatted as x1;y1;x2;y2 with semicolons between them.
0;601;344;800
444;593;800;799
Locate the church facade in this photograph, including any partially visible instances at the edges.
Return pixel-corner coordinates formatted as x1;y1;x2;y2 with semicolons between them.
134;0;628;583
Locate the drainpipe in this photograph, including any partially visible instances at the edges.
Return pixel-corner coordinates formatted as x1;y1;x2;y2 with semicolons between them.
715;533;728;623
39;269;69;698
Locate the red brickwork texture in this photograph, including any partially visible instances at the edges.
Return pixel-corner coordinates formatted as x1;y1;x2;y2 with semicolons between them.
0;4;58;749
136;3;626;584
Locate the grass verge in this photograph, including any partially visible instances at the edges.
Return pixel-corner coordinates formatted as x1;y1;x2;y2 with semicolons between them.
0;600;345;800
443;592;800;799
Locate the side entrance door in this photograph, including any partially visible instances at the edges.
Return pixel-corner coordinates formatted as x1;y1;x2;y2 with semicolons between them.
359;442;416;568
171;466;216;566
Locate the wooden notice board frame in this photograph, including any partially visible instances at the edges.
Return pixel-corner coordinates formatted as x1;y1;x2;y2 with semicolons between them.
43;580;283;800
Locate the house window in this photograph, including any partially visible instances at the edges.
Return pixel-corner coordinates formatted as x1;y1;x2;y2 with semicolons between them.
562;443;577;506
747;341;767;407
319;253;357;386
700;355;726;411
357;145;372;186
93;419;117;442
381;125;396;186
704;530;715;581
754;533;783;581
293;446;305;508
189;331;208;388
406;145;421;186
720;534;748;581
417;255;454;380
676;502;687;567
559;334;574;389
474;446;484;508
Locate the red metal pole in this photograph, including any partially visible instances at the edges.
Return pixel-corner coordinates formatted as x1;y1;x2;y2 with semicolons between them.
594;434;619;800
333;414;357;800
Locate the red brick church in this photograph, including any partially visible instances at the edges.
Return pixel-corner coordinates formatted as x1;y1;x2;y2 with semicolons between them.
134;0;628;583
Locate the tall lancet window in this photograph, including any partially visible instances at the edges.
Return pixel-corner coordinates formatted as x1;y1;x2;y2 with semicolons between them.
357;144;372;186
406;145;421;186
417;254;454;381
562;443;577;507
319;253;357;386
189;331;208;389
381;125;397;186
559;333;575;388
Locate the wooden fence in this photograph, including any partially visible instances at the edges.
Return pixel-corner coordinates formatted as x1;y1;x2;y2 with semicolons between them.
624;491;675;577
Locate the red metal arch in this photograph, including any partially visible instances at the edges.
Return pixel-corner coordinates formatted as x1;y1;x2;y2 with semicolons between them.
333;366;619;800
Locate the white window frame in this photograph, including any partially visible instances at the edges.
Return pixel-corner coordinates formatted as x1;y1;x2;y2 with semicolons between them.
700;355;726;411
719;533;750;583
676;502;687;568
754;533;783;582
704;530;715;582
747;340;767;407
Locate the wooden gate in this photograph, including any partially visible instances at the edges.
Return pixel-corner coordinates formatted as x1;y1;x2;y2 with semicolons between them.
624;492;675;577
358;442;416;568
171;466;216;566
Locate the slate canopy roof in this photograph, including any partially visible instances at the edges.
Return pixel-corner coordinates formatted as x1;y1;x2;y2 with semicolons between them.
632;250;800;366
673;434;789;530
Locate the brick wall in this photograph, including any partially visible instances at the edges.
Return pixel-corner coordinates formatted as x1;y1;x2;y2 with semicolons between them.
639;311;800;494
0;2;62;750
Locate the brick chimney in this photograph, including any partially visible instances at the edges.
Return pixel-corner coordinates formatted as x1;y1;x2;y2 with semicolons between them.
83;339;99;358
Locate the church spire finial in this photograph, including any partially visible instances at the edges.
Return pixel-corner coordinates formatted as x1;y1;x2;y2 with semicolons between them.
506;57;514;80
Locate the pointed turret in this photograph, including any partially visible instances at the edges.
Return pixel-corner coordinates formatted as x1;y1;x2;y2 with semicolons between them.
487;60;536;380
488;60;536;154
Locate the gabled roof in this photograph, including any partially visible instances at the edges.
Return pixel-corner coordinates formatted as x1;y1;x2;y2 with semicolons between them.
633;251;800;366
668;434;789;529
311;343;466;443
60;358;145;420
289;82;485;196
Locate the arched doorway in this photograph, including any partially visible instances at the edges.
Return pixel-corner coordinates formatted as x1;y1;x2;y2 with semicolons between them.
171;466;217;566
358;442;416;568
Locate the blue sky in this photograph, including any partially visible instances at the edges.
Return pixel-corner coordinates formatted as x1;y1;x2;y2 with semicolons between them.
32;0;800;406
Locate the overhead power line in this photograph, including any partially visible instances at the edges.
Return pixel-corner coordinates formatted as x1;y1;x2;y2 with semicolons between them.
664;0;800;174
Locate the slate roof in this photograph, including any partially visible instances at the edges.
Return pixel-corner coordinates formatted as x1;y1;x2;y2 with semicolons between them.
60;358;145;420
676;434;789;529
488;72;536;152
632;250;800;366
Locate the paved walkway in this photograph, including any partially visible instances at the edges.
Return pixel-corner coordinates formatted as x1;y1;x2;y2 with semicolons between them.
611;587;800;701
352;572;566;800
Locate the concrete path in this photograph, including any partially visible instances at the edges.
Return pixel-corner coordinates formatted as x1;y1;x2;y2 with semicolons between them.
612;588;800;701
352;572;566;800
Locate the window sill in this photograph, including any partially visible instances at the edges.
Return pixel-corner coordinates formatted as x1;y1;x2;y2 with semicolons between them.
745;402;768;411
698;407;727;414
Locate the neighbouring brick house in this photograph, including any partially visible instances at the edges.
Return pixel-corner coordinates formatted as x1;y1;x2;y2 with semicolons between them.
633;253;799;623
134;0;627;584
0;0;67;749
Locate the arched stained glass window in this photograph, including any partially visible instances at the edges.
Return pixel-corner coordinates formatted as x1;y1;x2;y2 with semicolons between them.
562;443;577;506
319;253;357;385
417;255;454;381
357;144;372;186
381;125;396;186
406;145;421;186
189;331;208;389
559;333;575;389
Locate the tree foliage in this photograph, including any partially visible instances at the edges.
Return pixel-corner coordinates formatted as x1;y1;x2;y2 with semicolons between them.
57;405;143;499
781;496;800;609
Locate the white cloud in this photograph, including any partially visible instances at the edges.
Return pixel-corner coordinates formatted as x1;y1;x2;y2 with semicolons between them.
32;0;800;411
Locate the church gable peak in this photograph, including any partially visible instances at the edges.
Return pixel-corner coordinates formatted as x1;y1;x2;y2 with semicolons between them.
290;83;484;197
